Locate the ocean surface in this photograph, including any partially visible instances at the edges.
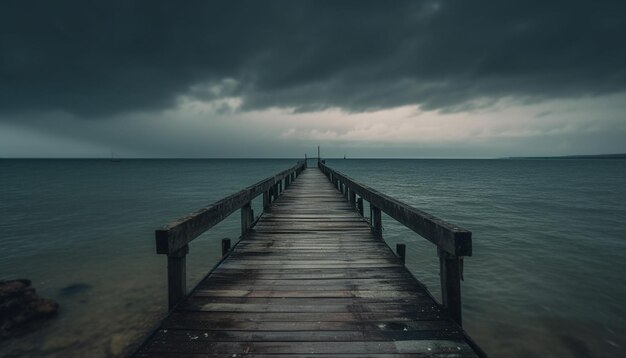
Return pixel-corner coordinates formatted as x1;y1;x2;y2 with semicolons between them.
1;159;625;357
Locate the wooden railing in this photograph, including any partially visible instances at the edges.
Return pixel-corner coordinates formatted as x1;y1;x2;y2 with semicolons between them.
318;160;472;326
155;160;307;309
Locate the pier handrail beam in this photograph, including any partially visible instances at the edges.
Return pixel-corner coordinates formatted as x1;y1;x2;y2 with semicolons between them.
318;161;471;326
156;160;307;309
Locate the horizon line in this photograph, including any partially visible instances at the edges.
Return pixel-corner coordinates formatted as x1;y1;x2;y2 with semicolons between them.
1;153;625;160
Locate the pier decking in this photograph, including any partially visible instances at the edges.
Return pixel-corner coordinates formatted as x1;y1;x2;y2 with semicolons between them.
133;164;483;357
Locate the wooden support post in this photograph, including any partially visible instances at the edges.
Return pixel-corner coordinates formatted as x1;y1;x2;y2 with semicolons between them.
273;183;279;201
167;245;188;310
349;190;356;208
222;238;231;256
241;202;252;236
263;190;271;211
439;248;463;326
357;198;364;216
371;205;382;237
396;244;406;264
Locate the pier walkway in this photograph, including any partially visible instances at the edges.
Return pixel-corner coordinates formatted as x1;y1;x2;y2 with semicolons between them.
133;163;484;357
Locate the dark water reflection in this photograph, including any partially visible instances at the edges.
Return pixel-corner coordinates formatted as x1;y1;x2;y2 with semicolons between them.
1;159;624;357
329;158;626;357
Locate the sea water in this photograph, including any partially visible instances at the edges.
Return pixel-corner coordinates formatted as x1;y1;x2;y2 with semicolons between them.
1;159;624;357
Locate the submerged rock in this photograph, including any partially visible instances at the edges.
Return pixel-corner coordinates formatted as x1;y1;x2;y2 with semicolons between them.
0;279;58;339
59;283;92;296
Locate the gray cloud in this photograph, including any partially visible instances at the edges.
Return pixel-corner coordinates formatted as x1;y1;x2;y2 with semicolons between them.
1;0;625;118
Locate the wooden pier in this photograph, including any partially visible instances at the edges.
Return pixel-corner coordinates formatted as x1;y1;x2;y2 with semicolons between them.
132;161;485;357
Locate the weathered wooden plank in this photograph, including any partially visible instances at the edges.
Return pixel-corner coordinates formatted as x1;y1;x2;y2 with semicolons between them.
181;300;440;313
206;271;411;280
143;340;475;355
136;354;468;358
191;290;421;300
219;263;403;269
133;167;481;357
198;278;419;286
191;293;427;301
150;329;463;342
163;311;446;325
200;281;416;292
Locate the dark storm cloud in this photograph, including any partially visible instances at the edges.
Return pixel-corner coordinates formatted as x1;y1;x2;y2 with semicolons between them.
1;0;625;117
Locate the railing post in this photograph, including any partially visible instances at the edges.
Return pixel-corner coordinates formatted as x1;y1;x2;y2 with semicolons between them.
357;198;364;216
396;244;406;264
167;245;189;310
263;190;271;211
241;202;252;236
349;190;356;208
438;248;462;326
371;206;382;237
222;238;231;256
273;183;279;201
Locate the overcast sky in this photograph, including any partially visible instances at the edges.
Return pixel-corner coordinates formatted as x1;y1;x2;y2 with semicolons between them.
1;0;625;158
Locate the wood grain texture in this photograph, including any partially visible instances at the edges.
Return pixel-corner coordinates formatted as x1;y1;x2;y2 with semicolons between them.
133;168;483;357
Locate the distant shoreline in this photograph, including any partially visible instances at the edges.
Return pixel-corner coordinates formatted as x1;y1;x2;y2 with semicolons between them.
1;154;625;160
502;153;626;160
